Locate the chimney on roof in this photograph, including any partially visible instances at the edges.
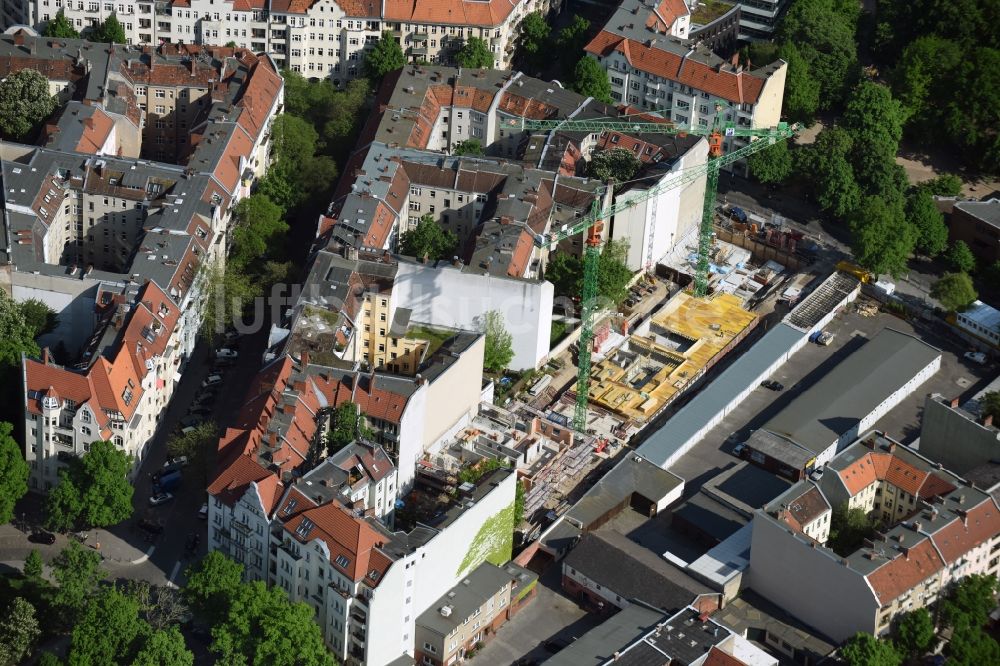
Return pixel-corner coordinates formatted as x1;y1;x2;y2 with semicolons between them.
951;396;960;408
984;414;994;427
886;441;897;454
301;350;310;367
189;59;196;77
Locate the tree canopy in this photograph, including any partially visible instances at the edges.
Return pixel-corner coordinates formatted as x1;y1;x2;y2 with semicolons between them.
67;586;144;666
184;552;245;626
132;627;194;666
399;215;458;261
849;195;915;277
51;541;104;626
589;148;642;184
546;241;633;307
827;503;878;557
556;16;591;54
747;140;793;185
841;82;905;195
906;189;948;257
453;139;484;156
364;32;406;82
0;421;28;525
198;261;262;342
0;292;41;366
894;608;935;658
231;194;289;269
945;240;977;274
840;632;903;666
0;597;41;666
482;310;514;373
43;9;79;38
930;272;977;312
89;12;126;44
327;402;373;454
0;69;57;143
45;440;134;531
455;37;495;69
796;128;861;219
166;422;218;466
20;299;58;338
571;56;612;104
939;574;999;629
518;11;551;67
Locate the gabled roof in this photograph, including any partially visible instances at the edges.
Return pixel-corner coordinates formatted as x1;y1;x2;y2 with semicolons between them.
207;454;277;508
283;501;387;582
929;498;1000;565
865;539;944;605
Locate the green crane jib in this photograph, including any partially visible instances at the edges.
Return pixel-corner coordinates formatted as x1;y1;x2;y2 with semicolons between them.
523;113;796;432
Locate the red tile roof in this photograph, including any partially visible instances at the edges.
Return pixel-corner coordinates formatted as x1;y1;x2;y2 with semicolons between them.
703;647;747;666
283;501;385;582
866;540;944;605
75;108;115;155
207;454;277;508
646;0;689;33
583;31;767;105
384;0;517;26
836;451;958;501
930;498;1000;565
234;56;283;142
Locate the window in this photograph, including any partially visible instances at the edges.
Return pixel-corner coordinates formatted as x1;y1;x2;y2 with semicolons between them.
335;554;350;568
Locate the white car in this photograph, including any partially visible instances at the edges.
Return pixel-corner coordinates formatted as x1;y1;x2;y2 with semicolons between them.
964;351;987;365
202;374;222;387
198;502;208;520
163;456;189;469
149;492;174;506
216;348;238;360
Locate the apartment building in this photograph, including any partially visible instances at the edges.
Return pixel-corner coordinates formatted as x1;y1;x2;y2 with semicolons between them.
20;0;559;84
584;0;786;169
414;561;537;665
947;199;1000;265
0;32;282;487
749;432;1000;643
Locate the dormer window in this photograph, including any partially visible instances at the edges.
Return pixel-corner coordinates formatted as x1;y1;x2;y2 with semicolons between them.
42;395;60;410
335;554;350;569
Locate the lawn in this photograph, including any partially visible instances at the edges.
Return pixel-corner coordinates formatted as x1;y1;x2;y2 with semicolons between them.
690;0;735;24
550;320;569;348
406;326;454;357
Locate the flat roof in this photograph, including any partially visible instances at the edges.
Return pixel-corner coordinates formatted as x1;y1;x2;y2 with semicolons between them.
564;451;684;529
635;321;807;468
672;493;747;542
543;604;666;666
416;562;534;637
686;523;753;589
745;429;816;469
763;328;941;456
958;301;1000;333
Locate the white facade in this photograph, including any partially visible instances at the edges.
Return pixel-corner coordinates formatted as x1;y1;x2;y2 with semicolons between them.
611;137;708;271
392;259;554;370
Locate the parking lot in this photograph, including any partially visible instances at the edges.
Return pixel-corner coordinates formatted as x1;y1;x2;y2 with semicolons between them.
470;568;603;666
667;304;994;496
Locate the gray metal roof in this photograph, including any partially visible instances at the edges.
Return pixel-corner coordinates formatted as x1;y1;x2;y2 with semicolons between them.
543;604;667;666
955;199;1000;229
415;561;525;637
763;328;941;456
744;429;815;470
565;451;683;529
635;322;807;468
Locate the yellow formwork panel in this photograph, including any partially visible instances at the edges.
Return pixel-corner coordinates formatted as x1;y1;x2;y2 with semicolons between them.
590;292;757;422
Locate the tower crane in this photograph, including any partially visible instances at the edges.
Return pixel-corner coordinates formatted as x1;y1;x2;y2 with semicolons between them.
518;109;796;432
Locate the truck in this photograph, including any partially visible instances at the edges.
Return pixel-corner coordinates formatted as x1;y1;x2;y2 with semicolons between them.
154;469;182;493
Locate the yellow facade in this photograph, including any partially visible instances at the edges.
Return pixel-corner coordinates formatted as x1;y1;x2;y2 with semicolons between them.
589;292;757;422
358;296;427;375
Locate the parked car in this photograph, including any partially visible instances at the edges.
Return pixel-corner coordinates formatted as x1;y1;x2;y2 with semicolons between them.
964;351;987;365
198;502;209;520
202;374;222;387
149;492;174;506
163;456;189;470
729;206;748;223
732;443;746;458
761;379;784;391
154;469;182;493
216;348;238;360
29;530;56;545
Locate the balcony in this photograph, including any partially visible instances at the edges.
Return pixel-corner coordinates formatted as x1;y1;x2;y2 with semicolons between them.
408;45;428;56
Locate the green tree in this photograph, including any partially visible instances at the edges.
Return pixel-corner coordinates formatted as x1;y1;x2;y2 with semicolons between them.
20;299;58;338
778;41;821;123
895;607;935;658
399;215;458;261
891;36;961;125
455;37;494;69
945;240;977;273
36;653;61;666
225;40;237;48
209;581;335;666
849;196;914;277
544;252;582;298
199;261;263;341
589;148;642;183
453;139;484;156
518;11;551;65
556;15;591;55
183;552;244;625
299;154;339;198
51;541;104;625
796;128;860;219
907;189;948;257
482;310;514;373
917;174;963;197
544;241;633;306
778;0;859;109
840;632;903;666
22;550;43;581
364;31;406;83
272;115;318;182
948;617;1000;666
0;69;57;142
327;402;373;453
0;597;41;666
513;479;526;525
43;9;79;38
46;440;133;530
841;82;905;194
930;273;977;312
747;140;793;184
133;627;194;666
231;194;288;268
256;173;299;212
981;391;1000;424
571;56;612;104
944;48;1000;173
90;12;126;43
67;586;143;666
0;421;28;525
827;503;878;556
939;574;999;629
166;422;218;465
